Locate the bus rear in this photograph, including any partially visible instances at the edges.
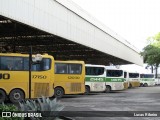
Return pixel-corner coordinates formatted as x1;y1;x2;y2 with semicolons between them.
54;61;85;98
123;71;129;89
140;73;155;87
85;64;106;94
128;72;140;88
105;66;124;92
0;53;54;103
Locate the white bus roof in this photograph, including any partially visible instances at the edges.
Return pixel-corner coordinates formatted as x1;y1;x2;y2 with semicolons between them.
128;72;140;74
140;73;155;75
85;64;105;67
122;70;139;73
105;66;122;70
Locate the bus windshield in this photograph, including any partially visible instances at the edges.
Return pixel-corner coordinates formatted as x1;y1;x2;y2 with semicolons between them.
106;70;123;77
129;73;139;78
0;56;51;71
140;74;154;78
85;67;104;76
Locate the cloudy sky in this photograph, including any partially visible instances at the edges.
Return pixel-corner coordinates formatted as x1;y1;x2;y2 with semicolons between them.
72;0;160;51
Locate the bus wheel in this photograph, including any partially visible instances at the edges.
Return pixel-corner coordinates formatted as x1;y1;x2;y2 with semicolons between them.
85;86;90;95
144;83;148;87
140;83;143;87
0;90;6;103
105;86;111;93
9;89;24;103
129;83;132;88
54;87;64;98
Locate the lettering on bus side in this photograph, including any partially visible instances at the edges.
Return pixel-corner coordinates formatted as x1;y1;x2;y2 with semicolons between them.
132;79;138;81
90;78;104;82
111;79;123;82
0;73;10;80
32;75;47;79
68;76;80;79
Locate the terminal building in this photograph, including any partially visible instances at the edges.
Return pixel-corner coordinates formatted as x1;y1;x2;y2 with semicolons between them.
0;0;143;66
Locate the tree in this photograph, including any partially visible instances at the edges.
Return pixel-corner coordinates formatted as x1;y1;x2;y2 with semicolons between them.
154;32;160;41
141;32;160;78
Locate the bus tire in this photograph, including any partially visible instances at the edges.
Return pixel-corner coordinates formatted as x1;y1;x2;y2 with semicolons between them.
140;83;143;87
85;86;90;95
129;83;132;88
54;87;64;98
0;89;6;103
9;89;25;103
144;83;148;87
105;86;111;93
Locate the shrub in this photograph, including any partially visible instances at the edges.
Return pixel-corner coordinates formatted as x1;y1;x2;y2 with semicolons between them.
19;96;64;120
0;103;23;120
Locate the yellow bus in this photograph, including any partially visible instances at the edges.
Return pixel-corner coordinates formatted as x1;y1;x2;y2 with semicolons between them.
128;72;140;88
0;53;85;102
123;71;129;89
54;61;85;98
0;53;54;103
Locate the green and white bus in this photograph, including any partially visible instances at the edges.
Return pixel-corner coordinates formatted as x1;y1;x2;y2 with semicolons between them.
105;66;124;92
85;64;106;94
140;73;155;87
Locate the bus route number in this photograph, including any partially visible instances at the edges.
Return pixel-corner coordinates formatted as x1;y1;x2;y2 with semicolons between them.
68;76;80;79
0;73;10;80
32;75;47;79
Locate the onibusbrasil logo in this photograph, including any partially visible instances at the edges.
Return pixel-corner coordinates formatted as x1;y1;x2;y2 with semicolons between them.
1;112;42;118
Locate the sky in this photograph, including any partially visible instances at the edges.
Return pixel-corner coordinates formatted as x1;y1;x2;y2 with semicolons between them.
72;0;160;51
72;0;160;73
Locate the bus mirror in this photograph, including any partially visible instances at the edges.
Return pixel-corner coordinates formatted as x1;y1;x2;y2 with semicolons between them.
32;54;42;63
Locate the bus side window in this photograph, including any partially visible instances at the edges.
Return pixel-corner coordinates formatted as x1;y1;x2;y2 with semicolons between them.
13;58;23;70
24;58;29;70
0;56;23;70
55;63;68;74
98;69;102;75
1;57;13;70
0;63;7;70
69;64;82;74
0;61;6;70
107;71;111;77
85;68;90;75
7;63;13;70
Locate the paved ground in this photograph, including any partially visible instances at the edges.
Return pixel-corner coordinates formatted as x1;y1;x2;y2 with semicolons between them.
59;86;160;120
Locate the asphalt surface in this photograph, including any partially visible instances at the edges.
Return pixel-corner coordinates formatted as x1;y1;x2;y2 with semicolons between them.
59;86;160;120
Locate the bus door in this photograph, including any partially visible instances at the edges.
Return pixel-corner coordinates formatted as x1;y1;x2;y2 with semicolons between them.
31;58;53;98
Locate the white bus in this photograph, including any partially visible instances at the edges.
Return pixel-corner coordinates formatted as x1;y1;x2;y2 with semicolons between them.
105;66;124;92
155;78;160;85
85;64;106;94
128;72;140;88
140;73;155;87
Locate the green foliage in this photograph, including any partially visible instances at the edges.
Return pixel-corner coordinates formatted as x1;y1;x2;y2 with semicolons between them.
154;32;160;41
141;32;160;65
0;103;17;111
141;32;160;76
0;103;23;120
147;32;160;46
19;96;64;120
141;45;160;66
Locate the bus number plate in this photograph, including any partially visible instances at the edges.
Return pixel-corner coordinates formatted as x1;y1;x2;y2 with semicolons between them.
32;75;47;79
